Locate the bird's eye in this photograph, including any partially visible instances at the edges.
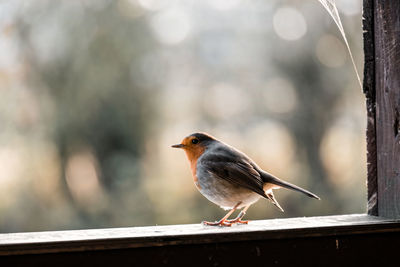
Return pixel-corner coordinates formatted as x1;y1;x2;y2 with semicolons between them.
192;138;199;144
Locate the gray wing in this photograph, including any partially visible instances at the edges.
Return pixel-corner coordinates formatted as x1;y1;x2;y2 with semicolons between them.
199;149;267;198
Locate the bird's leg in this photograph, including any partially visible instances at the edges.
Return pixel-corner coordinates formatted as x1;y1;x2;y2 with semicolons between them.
202;202;241;227
226;205;250;224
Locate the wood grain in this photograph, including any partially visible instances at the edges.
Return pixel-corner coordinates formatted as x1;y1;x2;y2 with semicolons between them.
0;214;398;256
0;215;399;266
363;0;378;215
375;1;400;218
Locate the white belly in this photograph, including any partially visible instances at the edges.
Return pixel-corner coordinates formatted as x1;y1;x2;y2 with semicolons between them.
196;171;262;210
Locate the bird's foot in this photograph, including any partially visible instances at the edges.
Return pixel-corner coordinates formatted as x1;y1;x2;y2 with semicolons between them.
226;218;249;224
202;220;232;227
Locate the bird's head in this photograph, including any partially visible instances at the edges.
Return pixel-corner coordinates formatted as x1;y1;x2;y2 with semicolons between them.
171;132;216;153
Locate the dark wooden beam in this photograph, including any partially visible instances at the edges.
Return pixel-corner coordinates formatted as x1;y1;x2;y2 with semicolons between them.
0;214;394;256
374;1;400;218
363;0;378;216
0;215;399;266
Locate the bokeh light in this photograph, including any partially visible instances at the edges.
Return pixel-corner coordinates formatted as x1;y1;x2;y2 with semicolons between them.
150;6;191;44
263;77;298;114
245;120;296;178
207;0;242;11
337;0;361;16
273;7;307;41
0;0;365;231
0;145;23;193
203;83;251;120
316;34;347;68
137;0;172;11
320;124;364;186
65;150;105;210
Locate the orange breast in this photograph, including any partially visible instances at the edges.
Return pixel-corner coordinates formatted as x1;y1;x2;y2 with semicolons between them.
184;146;206;190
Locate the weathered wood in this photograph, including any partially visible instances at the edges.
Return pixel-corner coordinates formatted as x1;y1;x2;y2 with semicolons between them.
363;0;378;215
375;1;400;218
0;214;398;256
1;232;400;267
0;215;399;266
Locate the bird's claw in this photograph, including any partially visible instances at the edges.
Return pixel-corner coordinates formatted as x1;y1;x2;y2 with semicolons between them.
226;219;249;224
202;220;233;227
202;219;249;226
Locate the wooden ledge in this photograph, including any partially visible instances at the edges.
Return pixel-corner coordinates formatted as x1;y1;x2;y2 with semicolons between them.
0;214;399;256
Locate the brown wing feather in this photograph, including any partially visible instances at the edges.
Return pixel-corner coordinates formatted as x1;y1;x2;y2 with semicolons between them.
200;152;267;198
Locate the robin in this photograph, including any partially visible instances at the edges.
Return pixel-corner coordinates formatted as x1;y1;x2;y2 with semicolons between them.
172;132;320;226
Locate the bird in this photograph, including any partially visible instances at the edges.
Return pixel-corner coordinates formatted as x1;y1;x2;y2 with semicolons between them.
172;132;320;226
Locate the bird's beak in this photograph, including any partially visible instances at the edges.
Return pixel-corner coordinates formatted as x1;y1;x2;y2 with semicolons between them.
171;144;185;148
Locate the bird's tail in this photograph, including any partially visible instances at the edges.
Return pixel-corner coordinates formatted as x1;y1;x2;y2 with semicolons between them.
261;171;320;200
266;191;285;212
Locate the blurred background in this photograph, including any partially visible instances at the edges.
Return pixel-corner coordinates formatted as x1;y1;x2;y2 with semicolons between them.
0;0;365;232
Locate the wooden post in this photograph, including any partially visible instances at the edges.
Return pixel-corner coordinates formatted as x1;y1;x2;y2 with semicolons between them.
363;0;377;216
373;1;400;218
